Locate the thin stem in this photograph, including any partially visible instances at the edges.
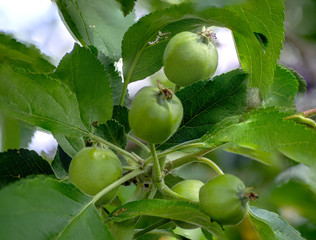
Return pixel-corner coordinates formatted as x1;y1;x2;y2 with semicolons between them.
303;108;316;117
147;186;157;199
92;169;145;204
119;80;129;106
133;219;171;239
149;143;162;185
126;134;150;154
197;156;224;175
144;141;205;166
89;134;141;165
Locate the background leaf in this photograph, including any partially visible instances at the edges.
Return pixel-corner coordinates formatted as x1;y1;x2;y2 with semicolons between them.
107;199;226;239
55;0;135;60
53;44;113;131
249;207;304;240
0;176;113;240
159;69;247;149
0;149;53;189
264;65;299;108
0;32;55;73
115;0;136;16
93;120;127;149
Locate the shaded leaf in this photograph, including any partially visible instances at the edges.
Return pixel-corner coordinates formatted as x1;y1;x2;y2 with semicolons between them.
107;199;226;239
264;65;299;108
249;206;304;240
159;69;247;150
0;32;55;73
115;0;136;16
98;54;129;106
0;176;112;239
55;0;135;59
94;120;127;149
51;145;72;179
53;44;113;131
112;105;130;133
0;149;53;189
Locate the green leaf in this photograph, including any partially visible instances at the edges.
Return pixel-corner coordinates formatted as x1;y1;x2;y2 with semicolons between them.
98;55;129;106
53;135;85;158
202;107;316;166
229;0;285;97
0;149;53;189
0;176;113;239
0;65;88;136
249;207;304;240
112;105;130;133
53;44;113;131
106;199;226;239
122;1;284;98
55;0;135;59
51;145;72;179
93;120;127;149
0;32;55;73
115;0;136;16
286;67;307;93
264;65;299;108
0;113;21;151
159;69;247;150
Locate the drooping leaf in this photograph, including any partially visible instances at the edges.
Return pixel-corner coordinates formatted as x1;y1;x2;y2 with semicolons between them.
286;67;307;93
202;107;316;166
106;199;226;239
122;1;284;98
249;207;304;240
0;176;112;240
0;65;88;136
229;0;285;97
0;149;53;189
55;0;135;60
0;32;55;73
159;69;247;150
115;0;136;16
53;135;85;158
51;145;73;179
53;44;113;131
93;120;127;149
264;65;299;108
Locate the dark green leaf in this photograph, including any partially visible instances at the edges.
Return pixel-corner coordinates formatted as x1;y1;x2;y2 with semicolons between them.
53;44;113;131
51;145;72;179
0;149;53;189
159;69;247;150
249;207;304;240
0;176;112;239
202;107;316;166
115;0;136;16
0;65;88;136
0;32;55;73
94;120;127;149
286;67;307;93
55;0;135;59
112;105;130;133
106;199;226;239
264;65;299;108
